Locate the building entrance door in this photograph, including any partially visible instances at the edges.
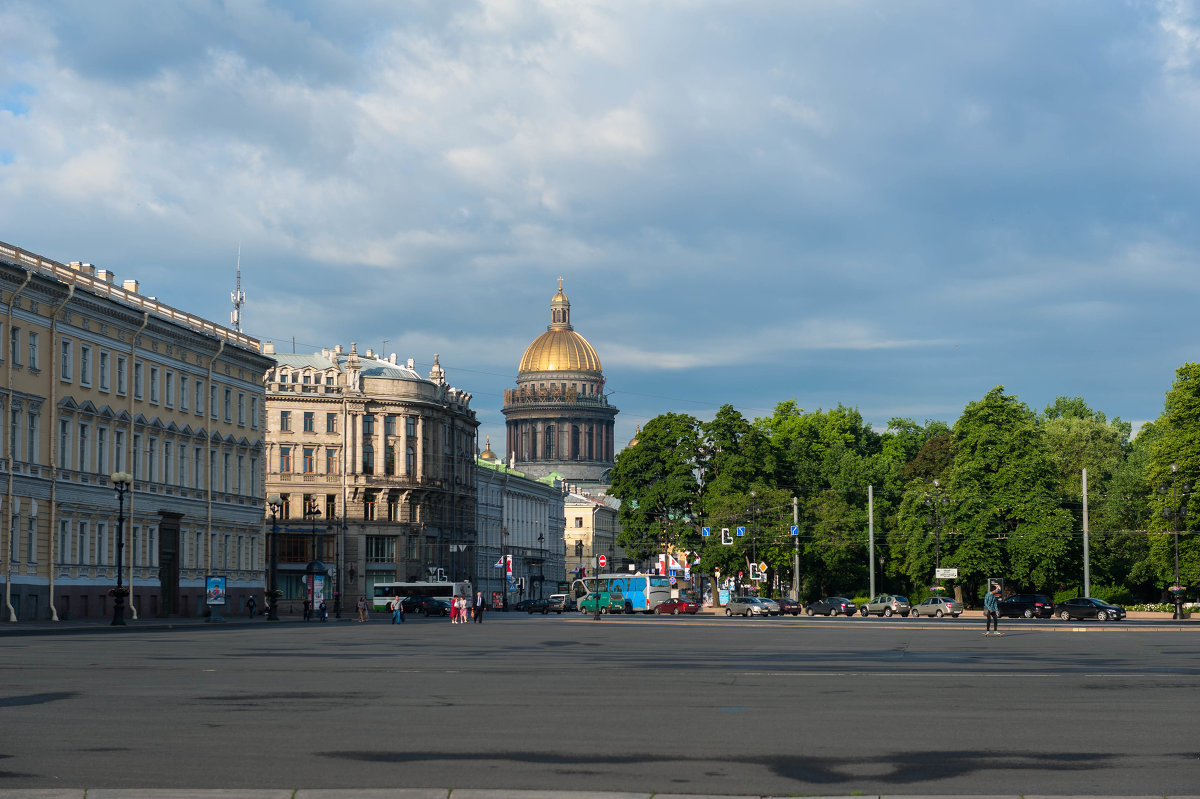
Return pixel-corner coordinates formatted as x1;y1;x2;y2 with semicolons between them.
158;511;182;616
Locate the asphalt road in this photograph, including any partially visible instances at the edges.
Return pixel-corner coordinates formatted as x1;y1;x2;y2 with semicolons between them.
1;612;1198;796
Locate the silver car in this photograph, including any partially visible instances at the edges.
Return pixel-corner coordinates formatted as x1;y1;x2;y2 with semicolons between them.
725;596;778;617
859;594;911;617
910;596;963;618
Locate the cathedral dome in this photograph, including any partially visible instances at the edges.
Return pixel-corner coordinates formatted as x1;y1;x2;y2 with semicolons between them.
517;279;603;374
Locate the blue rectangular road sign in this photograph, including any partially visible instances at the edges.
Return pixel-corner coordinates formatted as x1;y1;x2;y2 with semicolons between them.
702;526;711;537
790;525;799;536
736;526;746;537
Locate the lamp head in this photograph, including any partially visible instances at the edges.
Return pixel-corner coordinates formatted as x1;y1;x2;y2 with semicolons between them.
267;493;283;509
110;471;133;487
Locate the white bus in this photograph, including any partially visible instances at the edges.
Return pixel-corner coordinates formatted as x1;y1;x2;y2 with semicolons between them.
571;573;673;614
371;581;472;611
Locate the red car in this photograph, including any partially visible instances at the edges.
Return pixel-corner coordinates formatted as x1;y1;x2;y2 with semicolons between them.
653;598;699;615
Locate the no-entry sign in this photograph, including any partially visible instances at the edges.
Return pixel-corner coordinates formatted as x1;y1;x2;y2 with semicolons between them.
598;555;607;568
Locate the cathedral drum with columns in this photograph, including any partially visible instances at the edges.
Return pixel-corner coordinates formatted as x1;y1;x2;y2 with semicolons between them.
502;280;618;486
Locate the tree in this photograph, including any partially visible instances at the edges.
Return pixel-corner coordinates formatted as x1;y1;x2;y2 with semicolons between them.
1145;364;1200;594
608;413;703;561
944;387;1075;599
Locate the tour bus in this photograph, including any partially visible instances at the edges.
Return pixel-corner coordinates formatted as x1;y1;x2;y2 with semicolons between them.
571;573;673;614
371;581;472;611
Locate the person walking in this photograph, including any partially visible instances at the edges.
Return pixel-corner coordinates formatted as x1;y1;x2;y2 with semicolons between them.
983;584;1001;636
303;598;312;622
474;591;484;623
319;599;328;622
246;595;257;619
357;596;368;622
391;595;404;624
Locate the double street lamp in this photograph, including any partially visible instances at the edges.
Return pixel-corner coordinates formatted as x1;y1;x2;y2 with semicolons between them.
1160;464;1190;620
266;494;283;621
109;471;133;626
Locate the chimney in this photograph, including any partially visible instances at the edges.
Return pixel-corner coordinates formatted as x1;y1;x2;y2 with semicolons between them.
262;341;276;355
96;269;116;284
122;279;139;293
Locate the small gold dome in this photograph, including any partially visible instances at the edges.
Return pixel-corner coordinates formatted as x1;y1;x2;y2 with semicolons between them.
480;435;499;461
519;329;602;373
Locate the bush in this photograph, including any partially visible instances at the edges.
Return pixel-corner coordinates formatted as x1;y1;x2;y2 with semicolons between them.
1089;585;1135;605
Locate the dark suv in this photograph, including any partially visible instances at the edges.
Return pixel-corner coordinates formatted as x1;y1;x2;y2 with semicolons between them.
997;594;1053;618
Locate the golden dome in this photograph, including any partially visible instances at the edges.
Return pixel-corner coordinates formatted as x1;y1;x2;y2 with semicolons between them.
518;278;603;374
479;435;499;461
519;329;602;373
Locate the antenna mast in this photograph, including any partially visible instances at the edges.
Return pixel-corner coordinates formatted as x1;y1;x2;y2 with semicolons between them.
230;244;245;332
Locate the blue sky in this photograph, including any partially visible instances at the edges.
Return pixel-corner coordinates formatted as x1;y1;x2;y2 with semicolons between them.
2;0;1199;453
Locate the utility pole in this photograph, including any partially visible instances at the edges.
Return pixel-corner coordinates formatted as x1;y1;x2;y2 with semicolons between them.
1082;468;1090;599
868;484;875;599
792;496;800;601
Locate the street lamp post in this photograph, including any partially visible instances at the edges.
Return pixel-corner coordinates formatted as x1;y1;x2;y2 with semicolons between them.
536;533;545;600
1160;464;1190;620
925;479;949;591
109;472;133;626
266;494;283;621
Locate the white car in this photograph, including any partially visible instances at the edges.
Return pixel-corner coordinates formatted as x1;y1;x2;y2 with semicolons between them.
910;596;963;618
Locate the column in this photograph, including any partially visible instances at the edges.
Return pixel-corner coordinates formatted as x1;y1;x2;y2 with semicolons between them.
415;415;424;482
375;412;386;477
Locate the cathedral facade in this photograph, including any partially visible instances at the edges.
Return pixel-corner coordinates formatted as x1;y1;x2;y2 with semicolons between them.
501;280;618;487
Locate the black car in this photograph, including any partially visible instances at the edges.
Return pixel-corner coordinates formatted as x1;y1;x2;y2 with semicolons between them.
1053;597;1127;621
776;598;802;616
997;593;1054;618
403;597;449;616
805;597;858;616
514;598;550;614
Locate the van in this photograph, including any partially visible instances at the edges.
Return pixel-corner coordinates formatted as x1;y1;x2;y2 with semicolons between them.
548;593;575;613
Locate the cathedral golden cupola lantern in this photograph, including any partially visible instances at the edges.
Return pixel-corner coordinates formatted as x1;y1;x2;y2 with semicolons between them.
502;279;619;487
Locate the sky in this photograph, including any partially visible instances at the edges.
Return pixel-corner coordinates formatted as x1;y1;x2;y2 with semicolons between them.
3;0;1199;455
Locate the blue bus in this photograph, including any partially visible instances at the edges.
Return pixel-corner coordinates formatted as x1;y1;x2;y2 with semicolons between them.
571;573;673;614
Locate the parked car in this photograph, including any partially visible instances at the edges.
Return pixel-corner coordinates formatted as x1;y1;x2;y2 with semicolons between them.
910;596;963;618
805;597;858;616
514;598;551;614
418;598;451;617
775;598;803;616
654;598;699;615
725;596;778;617
997;594;1054;618
548;594;574;613
1053;597;1127;621
859;594;911;617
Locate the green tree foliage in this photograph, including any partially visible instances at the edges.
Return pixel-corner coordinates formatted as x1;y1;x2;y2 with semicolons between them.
943;387;1074;597
608;412;703;560
1145;364;1200;591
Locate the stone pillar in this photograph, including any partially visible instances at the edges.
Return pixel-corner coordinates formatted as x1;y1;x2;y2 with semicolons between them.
347;411;359;475
399;415;409;477
376;412;386;476
415;415;424;482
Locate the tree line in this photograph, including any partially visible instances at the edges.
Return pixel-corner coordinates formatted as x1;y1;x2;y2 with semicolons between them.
608;364;1200;605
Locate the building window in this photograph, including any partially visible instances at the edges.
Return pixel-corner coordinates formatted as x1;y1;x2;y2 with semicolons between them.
575;517;583;528
279;446;293;474
80;345;91;386
165;371;174;407
96;428;107;475
77;521;89;565
27;331;38;370
385;415;396;436
387;495;399;521
325;413;337;433
195;379;204;415
250;396;258;429
134;361;143;399
406;445;415;474
163;441;173;484
406;416;416;438
325;448;337;474
325;494;336;519
363;492;376;521
77;423;89;473
114;430;125;473
60;339;73;381
237;392;246;425
384;446;395;475
365;536;394;563
303;412;314;432
362;444;374;475
180;375;189;411
25;411;37;462
149;366;159;403
98;350;109;391
9;327;19;365
210;384;217;418
223;388;232;422
303;447;315;474
280;411;291;432
57;419;69;469
116;356;127;395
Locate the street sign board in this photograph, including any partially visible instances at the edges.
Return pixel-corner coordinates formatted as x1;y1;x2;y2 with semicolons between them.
790;525;799;536
702;526;711;537
935;568;959;579
598;554;607;568
736;526;746;537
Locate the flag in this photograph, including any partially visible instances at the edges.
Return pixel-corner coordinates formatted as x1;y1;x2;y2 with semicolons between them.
493;557;504;568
